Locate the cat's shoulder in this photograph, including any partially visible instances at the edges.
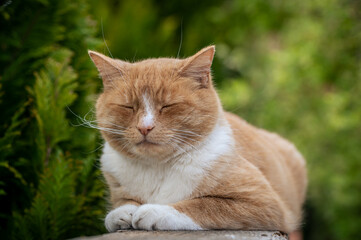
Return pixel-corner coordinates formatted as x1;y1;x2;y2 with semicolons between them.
224;111;259;135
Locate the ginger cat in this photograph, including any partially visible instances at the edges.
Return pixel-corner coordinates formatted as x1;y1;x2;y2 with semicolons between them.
88;46;307;233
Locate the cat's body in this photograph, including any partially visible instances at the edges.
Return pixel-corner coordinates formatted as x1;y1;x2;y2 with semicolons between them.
88;46;307;233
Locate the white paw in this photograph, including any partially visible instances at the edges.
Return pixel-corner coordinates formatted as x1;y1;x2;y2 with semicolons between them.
131;204;202;230
105;204;138;232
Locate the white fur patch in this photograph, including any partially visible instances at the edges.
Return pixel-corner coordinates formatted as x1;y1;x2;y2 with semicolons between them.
101;117;234;204
142;94;154;127
132;204;202;230
105;204;138;232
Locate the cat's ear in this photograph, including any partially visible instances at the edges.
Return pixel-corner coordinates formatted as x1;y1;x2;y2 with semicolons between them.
179;46;215;88
88;50;127;89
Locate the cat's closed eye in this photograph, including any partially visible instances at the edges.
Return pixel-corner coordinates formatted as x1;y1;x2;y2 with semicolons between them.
160;104;176;113
122;105;134;110
110;103;134;111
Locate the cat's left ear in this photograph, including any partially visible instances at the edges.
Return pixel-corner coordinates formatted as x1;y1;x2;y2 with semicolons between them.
179;45;215;88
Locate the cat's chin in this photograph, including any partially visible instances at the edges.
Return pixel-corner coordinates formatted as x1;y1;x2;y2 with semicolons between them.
132;141;171;159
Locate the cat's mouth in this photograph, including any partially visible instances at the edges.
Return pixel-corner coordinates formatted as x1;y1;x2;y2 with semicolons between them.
136;139;159;146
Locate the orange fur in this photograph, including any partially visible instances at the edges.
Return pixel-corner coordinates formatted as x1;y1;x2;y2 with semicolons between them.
89;46;307;233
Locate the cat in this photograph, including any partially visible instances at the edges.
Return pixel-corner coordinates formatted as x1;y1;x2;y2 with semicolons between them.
88;46;307;233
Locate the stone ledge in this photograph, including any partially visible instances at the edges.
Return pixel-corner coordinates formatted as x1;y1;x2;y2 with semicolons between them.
72;230;288;240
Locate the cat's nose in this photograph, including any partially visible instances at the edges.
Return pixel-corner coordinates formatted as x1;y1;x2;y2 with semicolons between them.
137;125;154;136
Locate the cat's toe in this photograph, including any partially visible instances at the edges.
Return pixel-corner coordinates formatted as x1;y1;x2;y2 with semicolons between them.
131;204;201;230
104;204;138;232
132;204;159;230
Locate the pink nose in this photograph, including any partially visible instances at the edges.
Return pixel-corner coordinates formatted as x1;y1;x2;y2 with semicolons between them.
137;126;154;136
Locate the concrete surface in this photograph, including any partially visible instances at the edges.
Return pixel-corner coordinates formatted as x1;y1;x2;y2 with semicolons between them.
72;230;288;240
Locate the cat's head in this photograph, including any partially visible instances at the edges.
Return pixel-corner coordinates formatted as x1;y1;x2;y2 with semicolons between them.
89;46;221;163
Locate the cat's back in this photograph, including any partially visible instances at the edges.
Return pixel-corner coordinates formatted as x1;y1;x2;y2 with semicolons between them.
224;111;307;214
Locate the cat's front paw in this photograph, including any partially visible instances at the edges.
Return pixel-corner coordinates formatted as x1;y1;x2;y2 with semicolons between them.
131;204;202;230
105;204;138;232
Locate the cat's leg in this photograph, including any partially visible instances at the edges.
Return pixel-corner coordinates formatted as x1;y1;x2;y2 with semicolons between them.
131;194;294;232
173;195;293;232
103;172;142;232
105;199;140;232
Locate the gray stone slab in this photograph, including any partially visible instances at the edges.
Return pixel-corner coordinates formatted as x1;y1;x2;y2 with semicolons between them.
72;230;288;240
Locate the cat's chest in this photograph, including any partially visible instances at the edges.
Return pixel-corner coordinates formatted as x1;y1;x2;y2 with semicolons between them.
100;143;204;204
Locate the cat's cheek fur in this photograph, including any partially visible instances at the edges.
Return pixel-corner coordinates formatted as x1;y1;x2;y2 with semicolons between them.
132;204;202;230
105;204;138;232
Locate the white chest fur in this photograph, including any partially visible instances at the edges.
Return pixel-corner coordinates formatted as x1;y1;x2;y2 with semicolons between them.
100;121;234;204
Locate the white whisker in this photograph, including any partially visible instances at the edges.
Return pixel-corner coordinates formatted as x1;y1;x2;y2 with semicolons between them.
171;129;202;137
67;106;126;137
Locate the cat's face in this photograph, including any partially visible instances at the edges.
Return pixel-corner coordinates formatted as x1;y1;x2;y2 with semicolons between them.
89;46;220;163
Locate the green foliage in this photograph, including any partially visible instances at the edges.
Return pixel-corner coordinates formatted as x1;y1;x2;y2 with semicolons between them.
12;151;105;240
29;49;78;168
1;0;360;239
10;50;105;240
0;0;105;239
13;154;79;240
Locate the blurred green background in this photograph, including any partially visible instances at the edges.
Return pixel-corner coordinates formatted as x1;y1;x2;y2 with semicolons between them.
1;0;360;239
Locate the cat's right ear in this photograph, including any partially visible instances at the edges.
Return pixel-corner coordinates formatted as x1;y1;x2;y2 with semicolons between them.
88;50;127;89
